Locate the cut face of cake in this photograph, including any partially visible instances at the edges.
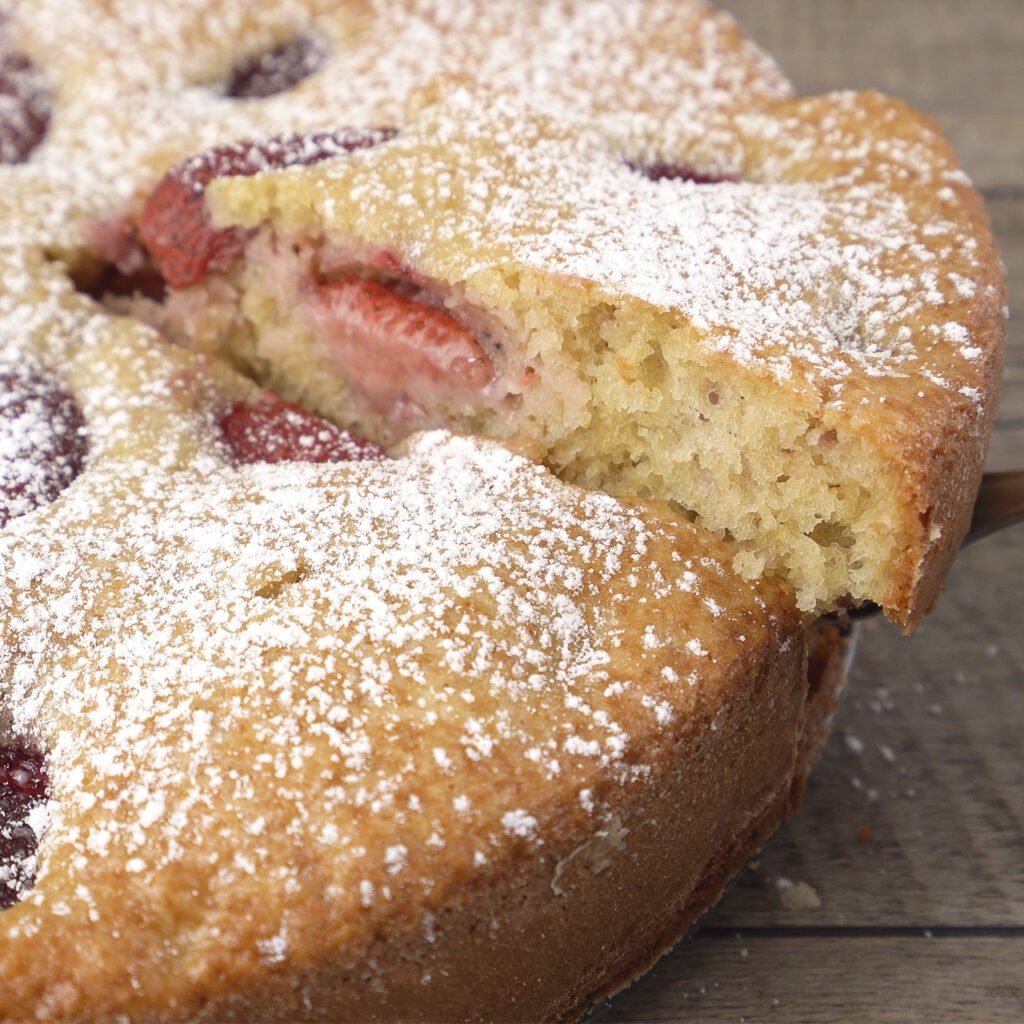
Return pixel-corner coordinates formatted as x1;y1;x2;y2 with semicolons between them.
119;90;1004;628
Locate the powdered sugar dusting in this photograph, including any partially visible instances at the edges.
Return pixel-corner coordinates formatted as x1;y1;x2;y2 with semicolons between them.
228;87;1001;396
1;0;789;248
0;289;795;980
0;355;87;527
0;0;1001;1005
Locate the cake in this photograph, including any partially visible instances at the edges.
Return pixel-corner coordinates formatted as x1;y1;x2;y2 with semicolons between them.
0;0;1004;1019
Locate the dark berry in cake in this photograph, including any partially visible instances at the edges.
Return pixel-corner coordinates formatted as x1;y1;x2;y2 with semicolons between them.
630;162;737;185
226;36;326;99
138;127;398;290
0;743;48;909
221;391;387;465
0;363;87;527
0;49;50;163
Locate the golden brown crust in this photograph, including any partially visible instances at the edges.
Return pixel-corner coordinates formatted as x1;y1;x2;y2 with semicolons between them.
0;2;981;1017
143;625;846;1024
75;622;843;1024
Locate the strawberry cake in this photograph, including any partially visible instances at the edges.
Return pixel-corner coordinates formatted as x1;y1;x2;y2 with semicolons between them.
0;0;1005;1020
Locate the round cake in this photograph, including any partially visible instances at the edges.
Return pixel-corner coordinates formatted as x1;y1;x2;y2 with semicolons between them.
0;0;1003;1020
0;2;848;1020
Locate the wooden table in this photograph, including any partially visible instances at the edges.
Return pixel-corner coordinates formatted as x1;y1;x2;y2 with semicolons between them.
596;3;1024;1020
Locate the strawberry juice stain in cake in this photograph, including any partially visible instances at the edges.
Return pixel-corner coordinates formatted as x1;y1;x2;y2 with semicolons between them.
123;130;511;431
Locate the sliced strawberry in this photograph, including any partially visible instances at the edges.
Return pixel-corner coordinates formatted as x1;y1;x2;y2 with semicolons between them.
220;390;387;465
309;276;494;417
0;743;48;909
226;36;325;99
137;127;397;290
0;745;47;802
0;49;50;163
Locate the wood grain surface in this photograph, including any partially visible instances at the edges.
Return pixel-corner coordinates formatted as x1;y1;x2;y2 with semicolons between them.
595;2;1024;1020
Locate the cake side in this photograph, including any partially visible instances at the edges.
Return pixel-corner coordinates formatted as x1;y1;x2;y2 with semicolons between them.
189;622;846;1023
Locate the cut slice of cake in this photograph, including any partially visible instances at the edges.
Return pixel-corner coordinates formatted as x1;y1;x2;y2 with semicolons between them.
108;89;1003;627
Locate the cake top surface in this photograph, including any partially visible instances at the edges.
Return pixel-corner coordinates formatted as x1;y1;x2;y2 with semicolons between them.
2;0;790;245
0;275;800;1007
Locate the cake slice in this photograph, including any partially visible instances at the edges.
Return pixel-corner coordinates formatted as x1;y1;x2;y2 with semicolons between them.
110;90;1003;627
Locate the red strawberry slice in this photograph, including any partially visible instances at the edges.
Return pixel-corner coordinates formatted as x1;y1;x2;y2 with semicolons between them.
220;390;387;465
0;743;48;909
137;127;397;290
310;276;494;416
0;49;50;163
226;36;326;99
0;364;88;528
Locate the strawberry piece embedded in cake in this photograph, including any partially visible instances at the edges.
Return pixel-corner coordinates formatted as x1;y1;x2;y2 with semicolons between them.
220;390;387;465
0;48;50;163
137;128;397;290
308;275;495;420
630;163;737;185
0;363;87;527
226;36;326;99
0;743;48;909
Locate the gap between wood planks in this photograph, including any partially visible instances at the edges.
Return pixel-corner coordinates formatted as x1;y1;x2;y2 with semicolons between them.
698;925;1024;939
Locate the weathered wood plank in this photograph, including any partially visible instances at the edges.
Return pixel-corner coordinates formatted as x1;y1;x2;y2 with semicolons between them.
725;0;1024;190
593;935;1024;1023
987;196;1022;435
988;425;1024;471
